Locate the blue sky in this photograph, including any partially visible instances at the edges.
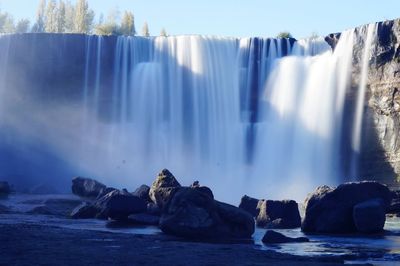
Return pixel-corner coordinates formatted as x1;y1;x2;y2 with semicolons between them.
0;0;399;38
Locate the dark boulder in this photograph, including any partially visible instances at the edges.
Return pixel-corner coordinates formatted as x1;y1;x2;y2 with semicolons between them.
387;190;400;215
238;195;261;217
353;199;386;233
133;185;151;202
149;169;181;209
72;177;106;198
128;213;160;225
96;187;118;200
256;200;301;229
160;186;254;239
94;190;147;220
262;230;309;244
147;202;161;216
0;181;11;195
70;202;98;219
302;181;392;233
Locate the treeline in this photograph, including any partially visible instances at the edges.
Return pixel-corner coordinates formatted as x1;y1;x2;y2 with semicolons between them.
0;0;167;36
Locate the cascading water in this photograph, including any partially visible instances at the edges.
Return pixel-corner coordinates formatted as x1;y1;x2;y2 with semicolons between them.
0;25;377;202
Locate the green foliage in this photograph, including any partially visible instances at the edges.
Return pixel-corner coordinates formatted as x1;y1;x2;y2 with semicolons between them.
160;28;167;37
120;11;136;36
142;22;150;37
276;31;292;39
15;19;30;33
0;11;15;33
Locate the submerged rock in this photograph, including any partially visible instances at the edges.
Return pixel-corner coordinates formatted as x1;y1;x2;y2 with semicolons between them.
72;177;106;198
149;169;181;209
262;230;309;244
353;198;386;233
302;181;392;233
28;198;82;217
238;195;261;217
160;186;254;239
0;181;11;195
256;200;301;229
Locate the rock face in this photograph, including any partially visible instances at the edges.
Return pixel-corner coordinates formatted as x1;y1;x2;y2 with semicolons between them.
302;181;392;233
149;169;181;209
388;190;400;215
256;200;301;229
262;230;309;244
0;181;11;195
160;186;254;239
238;195;261;217
353;198;386;233
128;213;160;225
70;202;98;219
133;185;151;202
72;177;106;198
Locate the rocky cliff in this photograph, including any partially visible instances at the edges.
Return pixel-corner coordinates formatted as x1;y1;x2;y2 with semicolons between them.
338;19;400;185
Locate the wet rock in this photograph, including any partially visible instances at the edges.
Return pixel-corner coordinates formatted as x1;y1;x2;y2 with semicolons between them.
27;198;82;217
262;230;309;244
256;200;301;229
133;185;151;202
94;190;147;220
160;186;254;239
149;169;181;209
0;181;11;195
147;202;161;216
302;181;392;233
72;177;106;198
238;195;261;217
70;202;98;219
128;213;160;225
353;198;386;233
96;187;118;200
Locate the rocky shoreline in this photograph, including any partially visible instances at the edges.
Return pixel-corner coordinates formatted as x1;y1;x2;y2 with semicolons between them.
1;169;400;265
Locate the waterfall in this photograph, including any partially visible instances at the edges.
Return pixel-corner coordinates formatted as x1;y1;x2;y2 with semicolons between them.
0;27;378;202
350;24;377;179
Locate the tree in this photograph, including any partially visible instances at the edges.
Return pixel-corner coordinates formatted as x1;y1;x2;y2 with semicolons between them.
160;28;167;37
57;0;66;33
142;21;149;37
93;9;119;36
15;19;30;33
74;0;93;33
276;31;292;39
45;0;57;33
32;0;46;33
64;0;75;32
120;11;136;36
0;11;15;33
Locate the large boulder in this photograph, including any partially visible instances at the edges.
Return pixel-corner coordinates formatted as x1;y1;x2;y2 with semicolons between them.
238;195;261;217
0;181;11;195
262;230;309;244
149;169;181;209
159;187;254;239
72;177;106;198
302;181;392;233
133;185;151;202
256;200;301;229
353;199;386;233
94;190;147;220
70;202;98;219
